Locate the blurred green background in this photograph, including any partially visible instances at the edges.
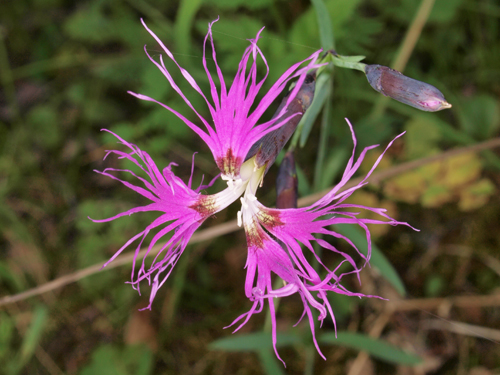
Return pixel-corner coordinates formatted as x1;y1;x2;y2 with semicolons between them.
1;0;500;374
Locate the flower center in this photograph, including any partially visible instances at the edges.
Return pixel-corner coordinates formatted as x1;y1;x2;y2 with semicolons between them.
216;148;242;180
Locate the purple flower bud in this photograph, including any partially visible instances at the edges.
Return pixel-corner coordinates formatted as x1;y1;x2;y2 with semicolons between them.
365;64;452;112
276;151;298;209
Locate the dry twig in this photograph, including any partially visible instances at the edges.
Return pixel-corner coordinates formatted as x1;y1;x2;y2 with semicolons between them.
423;319;500;343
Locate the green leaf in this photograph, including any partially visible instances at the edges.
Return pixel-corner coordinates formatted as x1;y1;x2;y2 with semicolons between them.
26;105;60;149
80;344;153;375
110;12;145;49
91;57;144;85
290;0;364;50
140;65;172;102
313;84;333;191
296;164;312;197
0;312;14;361
123;345;153;375
333;224;407;296
405;115;442;159
203;0;271;9
320;146;350;189
64;6;114;43
338;55;366;63
256;349;286;375
0;261;26;292
311;0;335;50
209;332;301;352
351;114;395;150
459;95;500;140
320;331;422;365
20;306;48;363
387;0;464;24
296;73;331;148
326;292;355;322
429;0;465;23
143;107;191;139
175;0;203;56
80;346;121;375
330;54;366;72
425;274;445;297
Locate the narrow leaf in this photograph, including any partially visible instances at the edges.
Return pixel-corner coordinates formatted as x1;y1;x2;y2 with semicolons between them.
209;332;301;352
320;331;422;365
174;0;203;56
330;54;366;72
311;0;335;50
20;306;48;362
339;55;366;63
297;73;331;148
257;349;287;375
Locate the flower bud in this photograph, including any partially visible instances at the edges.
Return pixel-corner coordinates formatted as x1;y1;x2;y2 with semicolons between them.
246;73;316;171
365;64;452;112
276;151;298;209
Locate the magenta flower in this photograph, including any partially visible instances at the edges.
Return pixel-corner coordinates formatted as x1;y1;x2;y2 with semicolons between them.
92;19;322;309
93;18;416;365
227;120;416;364
92;131;247;309
129;18;322;180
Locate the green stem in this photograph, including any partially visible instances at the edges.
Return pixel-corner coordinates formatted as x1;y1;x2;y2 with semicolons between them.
311;0;335;50
174;0;203;57
303;346;315;375
313;81;332;192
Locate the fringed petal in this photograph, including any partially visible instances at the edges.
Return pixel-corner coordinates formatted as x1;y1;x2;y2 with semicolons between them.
234;120;417;364
134;19;324;180
93;132;244;307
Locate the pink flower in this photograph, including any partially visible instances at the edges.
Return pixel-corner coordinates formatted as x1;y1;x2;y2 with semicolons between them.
129;18;322;180
227;120;417;364
91;131;247;309
93;17;417;365
93;19;322;310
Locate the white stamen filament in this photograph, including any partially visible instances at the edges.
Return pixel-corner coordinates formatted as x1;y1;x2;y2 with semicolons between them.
239;159;266;230
212;157;266;229
240;196;249;209
211;157;261;215
247;194;257;202
237;210;242;227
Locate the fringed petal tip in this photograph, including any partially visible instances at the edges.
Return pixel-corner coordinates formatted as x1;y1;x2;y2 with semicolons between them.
234;114;418;363
87;215;97;222
138;305;152;312
405;221;420;232
247;26;266;45
207;16;220;29
133;17;324;179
